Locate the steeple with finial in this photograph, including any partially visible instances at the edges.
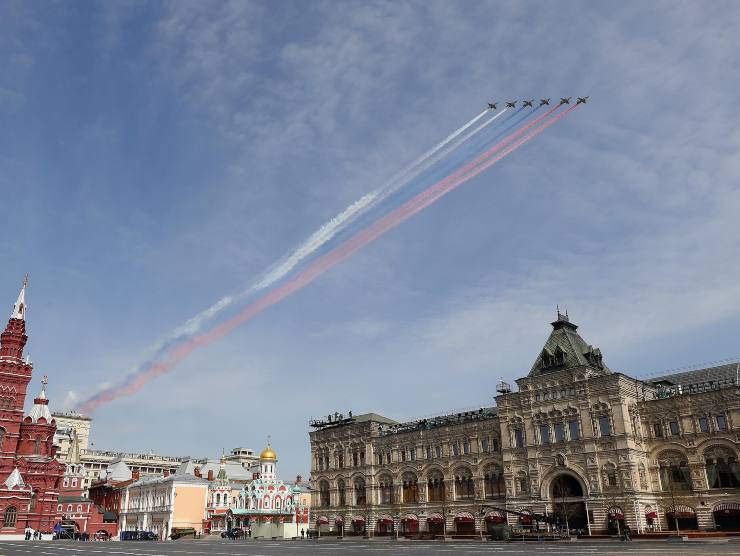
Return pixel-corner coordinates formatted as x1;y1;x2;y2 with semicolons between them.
1;275;29;360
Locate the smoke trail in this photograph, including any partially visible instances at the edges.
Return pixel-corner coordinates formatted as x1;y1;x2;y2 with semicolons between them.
82;109;512;395
80;105;578;414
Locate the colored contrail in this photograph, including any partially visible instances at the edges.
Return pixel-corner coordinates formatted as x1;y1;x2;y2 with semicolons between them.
82;108;515;396
80;104;578;414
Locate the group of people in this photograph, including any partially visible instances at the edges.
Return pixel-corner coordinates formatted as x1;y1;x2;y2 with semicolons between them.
24;529;44;540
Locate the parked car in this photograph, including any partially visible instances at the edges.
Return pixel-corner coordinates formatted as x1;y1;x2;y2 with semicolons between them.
139;531;158;541
221;528;242;539
170;527;196;540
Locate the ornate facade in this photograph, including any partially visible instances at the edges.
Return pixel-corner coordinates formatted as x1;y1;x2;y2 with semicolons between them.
0;278;66;539
309;312;740;536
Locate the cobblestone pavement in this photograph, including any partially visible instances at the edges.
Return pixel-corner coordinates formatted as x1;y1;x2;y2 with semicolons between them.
2;538;740;556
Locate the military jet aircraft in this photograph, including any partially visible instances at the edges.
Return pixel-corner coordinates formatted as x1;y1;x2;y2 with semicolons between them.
522;99;534;107
505;101;517;108
539;98;551;106
576;96;589;104
560;97;572;105
488;102;498;110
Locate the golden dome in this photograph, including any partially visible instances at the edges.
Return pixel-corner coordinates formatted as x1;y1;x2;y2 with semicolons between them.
260;443;277;461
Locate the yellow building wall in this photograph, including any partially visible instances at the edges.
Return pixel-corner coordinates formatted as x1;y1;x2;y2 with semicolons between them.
173;484;208;530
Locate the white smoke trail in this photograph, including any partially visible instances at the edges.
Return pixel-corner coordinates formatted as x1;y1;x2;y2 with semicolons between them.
108;109;505;383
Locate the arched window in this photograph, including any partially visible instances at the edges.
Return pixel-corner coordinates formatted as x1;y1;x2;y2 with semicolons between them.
223;494;229;507
705;447;740;489
34;437;41;455
337;479;346;506
454;468;475;499
484;465;505;498
319;480;330;507
378;475;394;505
427;471;445;502
354;478;366;506
3;506;17;528
402;472;419;503
658;452;692;491
215;493;221;506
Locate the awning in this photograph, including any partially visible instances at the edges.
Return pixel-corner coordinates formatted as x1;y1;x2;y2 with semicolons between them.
485;510;506;524
645;512;658;519
377;515;393;525
454;512;475;523
316;516;329;525
427;513;444;524
667;505;695;518
714;502;740;517
518;509;532;524
608;507;624;519
334;516;344;524
352;515;365;523
401;514;418;523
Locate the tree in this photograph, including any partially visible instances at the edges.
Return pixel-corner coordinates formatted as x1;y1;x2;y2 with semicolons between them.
552;476;581;536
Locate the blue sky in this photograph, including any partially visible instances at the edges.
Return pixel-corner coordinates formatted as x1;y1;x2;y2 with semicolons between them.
2;1;740;480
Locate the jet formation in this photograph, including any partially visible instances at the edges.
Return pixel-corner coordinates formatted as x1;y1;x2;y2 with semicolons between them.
486;96;587;110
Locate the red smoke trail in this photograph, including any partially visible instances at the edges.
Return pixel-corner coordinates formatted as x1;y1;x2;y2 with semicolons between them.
80;105;578;414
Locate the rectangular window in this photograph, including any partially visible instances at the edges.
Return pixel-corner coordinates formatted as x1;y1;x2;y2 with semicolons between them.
435;445;442;458
716;415;728;430
554;423;565;442
410;448;416;461
63;478;69;488
386;452;391;464
481;438;489;453
539;424;550;444
653;423;663;437
72;479;77;487
535;394;540;402
598;415;611;437
543;392;549;400
492;438;499;451
452;441;460;456
698;417;709;433
569;420;580;440
669;421;680;436
463;440;470;455
561;389;567;398
514;428;524;448
426;445;432;459
552;390;558;399
57;504;62;512
77;504;82;512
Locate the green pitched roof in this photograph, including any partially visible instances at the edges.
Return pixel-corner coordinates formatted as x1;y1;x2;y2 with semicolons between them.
528;312;610;377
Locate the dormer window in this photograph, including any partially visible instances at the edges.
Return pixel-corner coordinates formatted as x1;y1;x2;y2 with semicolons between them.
541;348;555;368
584;346;604;369
553;345;567;366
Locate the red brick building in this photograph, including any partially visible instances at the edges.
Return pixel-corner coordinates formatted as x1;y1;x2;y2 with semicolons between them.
0;278;64;539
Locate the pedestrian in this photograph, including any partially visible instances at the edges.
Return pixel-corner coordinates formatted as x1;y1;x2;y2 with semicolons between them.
38;532;43;541
301;528;305;539
624;525;632;542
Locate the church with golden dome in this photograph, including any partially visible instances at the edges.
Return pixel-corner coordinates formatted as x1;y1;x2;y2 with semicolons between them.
225;440;306;539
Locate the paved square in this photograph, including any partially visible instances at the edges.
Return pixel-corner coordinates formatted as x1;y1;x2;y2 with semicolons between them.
1;539;740;556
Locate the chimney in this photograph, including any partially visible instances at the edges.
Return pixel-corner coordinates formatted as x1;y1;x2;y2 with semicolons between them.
207;470;214;481
194;467;201;478
132;470;140;480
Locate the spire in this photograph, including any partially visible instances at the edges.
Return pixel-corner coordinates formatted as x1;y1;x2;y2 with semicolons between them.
28;376;52;423
10;274;28;321
1;276;29;360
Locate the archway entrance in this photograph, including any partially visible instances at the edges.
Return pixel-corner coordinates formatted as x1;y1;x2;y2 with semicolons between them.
454;512;475;534
714;503;740;531
550;474;587;531
427;513;444;535
666;505;698;531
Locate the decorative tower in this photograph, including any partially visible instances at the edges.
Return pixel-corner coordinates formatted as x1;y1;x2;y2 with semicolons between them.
0;277;35;472
259;438;277;481
0;274;28;360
